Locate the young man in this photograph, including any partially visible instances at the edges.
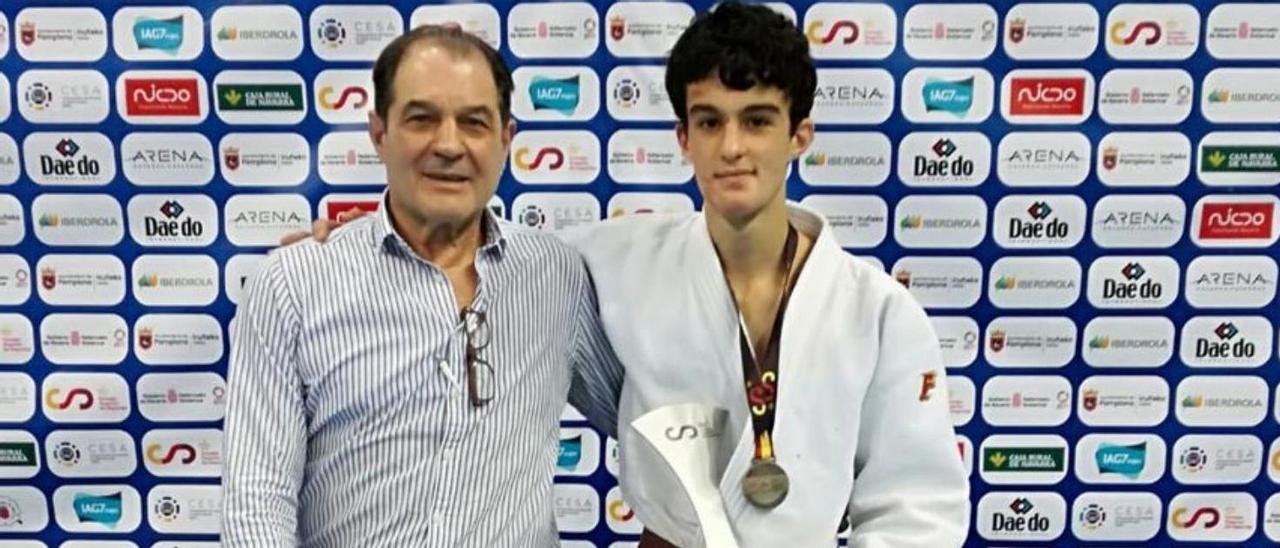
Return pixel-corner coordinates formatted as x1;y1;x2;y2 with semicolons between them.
302;3;968;546
220;26;623;547
576;4;968;546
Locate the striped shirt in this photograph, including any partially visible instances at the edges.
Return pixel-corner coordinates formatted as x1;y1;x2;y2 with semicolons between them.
220;203;624;548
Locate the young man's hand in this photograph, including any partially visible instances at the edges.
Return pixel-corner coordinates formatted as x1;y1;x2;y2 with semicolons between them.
278;207;370;245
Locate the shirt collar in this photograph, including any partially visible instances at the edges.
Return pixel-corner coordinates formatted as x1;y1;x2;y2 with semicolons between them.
369;190;508;258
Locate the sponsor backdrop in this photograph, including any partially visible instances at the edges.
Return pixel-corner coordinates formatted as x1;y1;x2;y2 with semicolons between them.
0;0;1278;546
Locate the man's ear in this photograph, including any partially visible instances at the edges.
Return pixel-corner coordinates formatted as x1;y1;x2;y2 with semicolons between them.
501;118;516;150
368;110;387;156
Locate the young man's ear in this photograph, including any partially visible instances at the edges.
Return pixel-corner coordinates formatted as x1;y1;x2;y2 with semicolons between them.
789;117;815;159
675;121;690;157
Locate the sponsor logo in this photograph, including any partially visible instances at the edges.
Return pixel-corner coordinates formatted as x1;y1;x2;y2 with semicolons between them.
892;257;983;309
213;71;307;125
1078;375;1170;427
987;256;1082;309
1177;376;1269;427
127;195;217;247
118;71;207;123
605;66;673;121
803;3;896;59
995;195;1085;249
1106;4;1200;60
1206;4;1280;60
309;6;401;61
511;131;600;184
981;375;1073;427
898;133;989;187
506;3;600;59
15;8;108;62
1091;194;1185;249
210;5;303;61
1071;492;1161;541
1075;434;1169;484
0;431;39;479
136;372;227;423
551;483;600;533
409;4;502;49
893;195;987;249
800;132;890;186
603;3;692;58
799;195;886;249
977;492;1067;540
1181;316;1272;369
980;435;1069;485
1168;492;1257;542
23;132;116;186
997;132;1090;187
30;194;124;247
1082;316;1174;368
1003;3;1099;60
812;68;895;124
38;313;128;366
1097;68;1194;124
1087;256;1178;309
1173;435;1263;485
984;317;1077;368
1097;132;1191;187
903;68;994;123
511;192;599;232
147;484;222;534
224;194;310;247
902;3;997;60
1184;255;1277;309
606;129;692;184
121;132;214;187
113;7;204;61
41;373;131;423
1192;194;1279;247
1003;70;1094;124
948;376;976;426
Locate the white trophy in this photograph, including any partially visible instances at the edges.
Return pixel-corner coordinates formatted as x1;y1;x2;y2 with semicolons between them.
631;403;740;548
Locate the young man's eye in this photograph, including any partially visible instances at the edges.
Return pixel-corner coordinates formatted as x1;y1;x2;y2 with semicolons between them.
746;116;771;128
696;118;721;129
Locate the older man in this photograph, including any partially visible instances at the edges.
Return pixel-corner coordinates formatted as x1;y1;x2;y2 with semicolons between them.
220;26;623;548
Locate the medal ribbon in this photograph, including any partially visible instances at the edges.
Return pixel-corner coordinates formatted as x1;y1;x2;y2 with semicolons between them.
726;224;798;463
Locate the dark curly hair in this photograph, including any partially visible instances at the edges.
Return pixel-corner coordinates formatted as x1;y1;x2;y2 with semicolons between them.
665;1;816;133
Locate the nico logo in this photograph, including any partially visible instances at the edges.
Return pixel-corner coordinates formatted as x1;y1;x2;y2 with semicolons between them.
145;443;196;464
1110;21;1162;45
317;86;368;110
1196;322;1255;359
806;20;859;45
514;147;564;170
1011;78;1085;115
126;79;199;116
1170;507;1220;529
45;387;94;410
1199;202;1274;240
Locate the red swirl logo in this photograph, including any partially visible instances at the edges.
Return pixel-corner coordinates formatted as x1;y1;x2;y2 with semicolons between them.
45;387;94;410
1109;21;1162;45
1170;507;1221;529
514;147;565;170
318;85;370;110
146;443;198;464
805;20;859;45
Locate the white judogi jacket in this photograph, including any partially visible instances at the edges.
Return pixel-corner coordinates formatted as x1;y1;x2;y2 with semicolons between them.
568;203;969;547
